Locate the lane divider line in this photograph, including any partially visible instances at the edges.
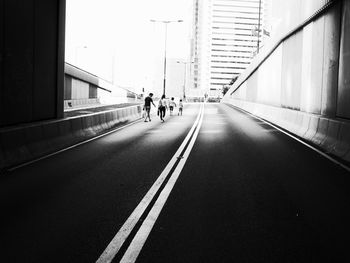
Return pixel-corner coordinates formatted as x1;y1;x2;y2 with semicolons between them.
226;104;350;173
7;119;143;172
120;105;204;263
96;104;204;263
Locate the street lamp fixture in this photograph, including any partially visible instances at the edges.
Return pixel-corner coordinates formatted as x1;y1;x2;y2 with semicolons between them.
150;19;183;96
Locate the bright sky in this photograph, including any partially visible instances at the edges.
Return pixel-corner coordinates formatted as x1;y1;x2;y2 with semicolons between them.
65;0;192;91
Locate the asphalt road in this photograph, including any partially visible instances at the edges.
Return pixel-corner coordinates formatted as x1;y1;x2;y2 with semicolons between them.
1;103;349;263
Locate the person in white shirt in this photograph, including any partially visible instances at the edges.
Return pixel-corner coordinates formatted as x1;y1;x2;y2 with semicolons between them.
158;94;167;122
169;97;177;116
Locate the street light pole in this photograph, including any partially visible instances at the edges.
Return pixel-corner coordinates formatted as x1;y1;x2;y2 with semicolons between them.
163;23;168;97
150;19;183;97
177;61;193;101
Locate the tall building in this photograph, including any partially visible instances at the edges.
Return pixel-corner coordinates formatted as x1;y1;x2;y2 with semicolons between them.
188;0;212;100
190;0;266;98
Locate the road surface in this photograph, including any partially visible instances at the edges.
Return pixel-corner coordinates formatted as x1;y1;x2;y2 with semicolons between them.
1;103;349;262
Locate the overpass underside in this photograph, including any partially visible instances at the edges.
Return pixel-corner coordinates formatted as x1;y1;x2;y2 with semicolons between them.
0;0;66;127
223;0;350;165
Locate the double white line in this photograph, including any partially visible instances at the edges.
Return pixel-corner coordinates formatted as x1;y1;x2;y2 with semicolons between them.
96;104;205;263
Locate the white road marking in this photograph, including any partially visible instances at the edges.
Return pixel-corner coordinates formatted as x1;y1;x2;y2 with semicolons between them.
120;105;205;263
96;104;204;263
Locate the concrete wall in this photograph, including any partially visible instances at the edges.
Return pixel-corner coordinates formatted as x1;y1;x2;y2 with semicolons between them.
0;105;142;170
64;63;108;103
223;0;350;163
63;63;142;109
0;0;65;128
227;1;341;115
337;1;350;118
269;0;333;44
0;58;144;170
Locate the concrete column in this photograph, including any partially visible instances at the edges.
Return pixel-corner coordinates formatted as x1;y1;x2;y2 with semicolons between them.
57;0;66;119
337;0;350;118
0;1;3;115
0;0;66;127
321;2;341;117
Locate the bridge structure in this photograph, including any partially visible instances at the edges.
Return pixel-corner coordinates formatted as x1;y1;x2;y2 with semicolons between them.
1;1;350;262
223;0;350;166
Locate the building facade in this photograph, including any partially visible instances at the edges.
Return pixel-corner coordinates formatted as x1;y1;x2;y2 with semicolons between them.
188;0;212;100
190;0;267;98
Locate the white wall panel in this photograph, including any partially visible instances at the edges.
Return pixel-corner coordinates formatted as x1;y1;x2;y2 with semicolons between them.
257;45;282;106
71;78;89;99
337;0;350;118
300;16;325;115
321;2;341;117
281;32;302;110
300;24;313;112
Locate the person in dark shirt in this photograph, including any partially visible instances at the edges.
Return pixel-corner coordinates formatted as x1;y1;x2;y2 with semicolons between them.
144;93;156;122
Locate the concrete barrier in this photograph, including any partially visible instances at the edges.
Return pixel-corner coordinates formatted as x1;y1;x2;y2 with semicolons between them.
25;124;50;159
55;119;75;149
1;128;31;168
321;119;341;154
70;117;85;142
303;116;320;141
292;112;304;135
0;105;142;170
296;114;311;137
311;118;329;146
0;142;4;170
332;122;350;158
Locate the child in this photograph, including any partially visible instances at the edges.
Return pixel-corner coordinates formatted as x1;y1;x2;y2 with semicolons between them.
178;99;183;116
169;97;177;116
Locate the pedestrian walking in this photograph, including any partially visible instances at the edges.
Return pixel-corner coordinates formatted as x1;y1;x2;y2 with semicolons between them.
178;99;183;116
169;97;177;116
158;94;167;122
143;93;155;122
